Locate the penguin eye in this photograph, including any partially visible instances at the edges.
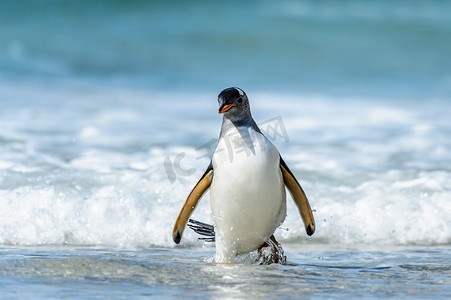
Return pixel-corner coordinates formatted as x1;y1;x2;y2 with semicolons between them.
237;97;243;104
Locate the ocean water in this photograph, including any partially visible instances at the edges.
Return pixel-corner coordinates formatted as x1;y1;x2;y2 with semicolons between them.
0;246;450;299
1;0;451;298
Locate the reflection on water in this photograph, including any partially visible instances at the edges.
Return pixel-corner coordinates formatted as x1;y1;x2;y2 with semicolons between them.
0;247;449;299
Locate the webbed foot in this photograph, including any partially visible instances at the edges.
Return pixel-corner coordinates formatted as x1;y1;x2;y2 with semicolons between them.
257;235;286;265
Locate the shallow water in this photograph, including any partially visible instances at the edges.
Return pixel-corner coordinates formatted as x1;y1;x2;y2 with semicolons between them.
1;245;450;299
1;82;451;299
1;0;451;298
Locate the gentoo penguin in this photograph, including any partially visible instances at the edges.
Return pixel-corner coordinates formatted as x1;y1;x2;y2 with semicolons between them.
172;87;315;263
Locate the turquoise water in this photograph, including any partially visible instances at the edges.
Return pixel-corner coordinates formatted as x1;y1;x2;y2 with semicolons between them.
1;0;450;298
1;0;450;96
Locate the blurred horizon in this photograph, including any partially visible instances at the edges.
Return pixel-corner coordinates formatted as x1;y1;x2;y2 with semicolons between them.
1;0;450;99
1;0;451;250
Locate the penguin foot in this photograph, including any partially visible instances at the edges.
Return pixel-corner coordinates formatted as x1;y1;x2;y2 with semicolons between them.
257;235;286;265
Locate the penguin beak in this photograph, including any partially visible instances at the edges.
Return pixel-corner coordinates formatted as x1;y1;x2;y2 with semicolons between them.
219;103;236;114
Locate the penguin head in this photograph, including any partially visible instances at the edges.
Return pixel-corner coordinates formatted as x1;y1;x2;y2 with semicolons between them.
218;87;251;120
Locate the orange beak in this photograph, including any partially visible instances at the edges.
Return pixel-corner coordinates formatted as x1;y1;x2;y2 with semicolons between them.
219;103;236;114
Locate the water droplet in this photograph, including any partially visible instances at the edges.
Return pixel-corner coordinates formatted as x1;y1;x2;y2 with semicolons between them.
323;219;327;223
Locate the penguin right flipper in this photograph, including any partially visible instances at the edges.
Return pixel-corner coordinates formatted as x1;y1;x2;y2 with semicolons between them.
279;156;315;236
172;163;214;244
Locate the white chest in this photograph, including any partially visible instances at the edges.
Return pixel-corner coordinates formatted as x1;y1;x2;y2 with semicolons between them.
210;126;286;257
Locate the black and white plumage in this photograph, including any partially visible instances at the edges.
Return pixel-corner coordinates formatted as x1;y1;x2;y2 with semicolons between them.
173;87;315;263
187;219;215;242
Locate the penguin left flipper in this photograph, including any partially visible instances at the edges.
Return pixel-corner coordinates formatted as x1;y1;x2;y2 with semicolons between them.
279;156;316;236
172;162;214;244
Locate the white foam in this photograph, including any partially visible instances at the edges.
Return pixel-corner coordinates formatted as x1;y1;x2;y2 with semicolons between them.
0;85;450;248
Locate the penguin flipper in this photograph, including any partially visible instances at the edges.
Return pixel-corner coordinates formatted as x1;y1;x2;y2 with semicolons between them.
172;163;214;244
279;156;315;236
